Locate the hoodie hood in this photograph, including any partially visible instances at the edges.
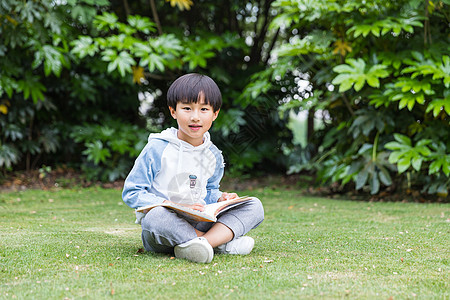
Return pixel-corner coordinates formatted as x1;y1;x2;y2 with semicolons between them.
148;127;212;151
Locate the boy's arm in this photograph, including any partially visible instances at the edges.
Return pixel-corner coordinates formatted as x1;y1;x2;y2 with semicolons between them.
122;143;167;209
204;146;225;204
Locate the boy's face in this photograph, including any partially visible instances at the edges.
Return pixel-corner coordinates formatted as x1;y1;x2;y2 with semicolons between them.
169;95;219;146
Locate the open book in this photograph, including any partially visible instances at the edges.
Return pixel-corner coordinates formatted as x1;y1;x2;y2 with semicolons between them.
136;196;251;222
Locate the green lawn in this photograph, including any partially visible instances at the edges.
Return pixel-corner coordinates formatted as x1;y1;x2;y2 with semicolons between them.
0;187;449;299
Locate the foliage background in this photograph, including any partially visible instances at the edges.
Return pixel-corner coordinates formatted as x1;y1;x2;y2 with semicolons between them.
0;0;449;199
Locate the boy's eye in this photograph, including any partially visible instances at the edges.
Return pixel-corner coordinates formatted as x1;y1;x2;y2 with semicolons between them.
201;107;209;111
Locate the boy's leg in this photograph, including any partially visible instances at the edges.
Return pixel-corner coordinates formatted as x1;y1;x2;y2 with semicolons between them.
141;198;264;255
201;222;234;248
141;206;198;253
195;197;264;248
215;197;264;240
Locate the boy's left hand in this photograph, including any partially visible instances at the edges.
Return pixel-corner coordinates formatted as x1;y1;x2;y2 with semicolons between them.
218;192;238;202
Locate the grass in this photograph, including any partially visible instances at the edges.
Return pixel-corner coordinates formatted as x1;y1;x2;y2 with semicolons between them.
0;187;449;299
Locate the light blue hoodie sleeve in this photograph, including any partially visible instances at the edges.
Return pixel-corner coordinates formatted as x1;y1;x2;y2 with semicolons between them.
204;144;224;204
122;140;168;209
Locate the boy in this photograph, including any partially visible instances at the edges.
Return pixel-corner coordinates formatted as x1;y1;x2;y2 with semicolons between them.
122;73;264;263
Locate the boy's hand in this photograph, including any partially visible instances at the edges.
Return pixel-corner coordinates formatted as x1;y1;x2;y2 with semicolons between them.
218;192;239;202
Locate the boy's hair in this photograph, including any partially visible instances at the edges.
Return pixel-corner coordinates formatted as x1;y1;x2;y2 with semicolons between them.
167;73;222;112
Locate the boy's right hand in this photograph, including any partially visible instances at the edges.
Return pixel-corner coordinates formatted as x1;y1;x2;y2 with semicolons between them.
218;192;238;202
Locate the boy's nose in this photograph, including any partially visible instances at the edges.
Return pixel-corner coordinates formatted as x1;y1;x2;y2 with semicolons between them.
191;110;200;121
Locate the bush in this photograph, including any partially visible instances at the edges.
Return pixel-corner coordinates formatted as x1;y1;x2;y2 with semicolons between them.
71;120;149;182
245;0;450;197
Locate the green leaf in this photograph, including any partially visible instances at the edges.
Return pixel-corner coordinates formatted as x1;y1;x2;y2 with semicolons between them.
411;157;423;171
94;12;119;31
411;51;423;61
333;65;354;73
32;45;66;77
378;167;392;185
83;141;111;165
71;5;96;24
151;34;183;55
385;134;432;174
370;172;380;194
394;134;412;146
71;36;98;58
397;157;411;173
338;80;353;92
416;139;432;148
426;98;450;117
387;150;402;163
115;51;135;76
142;53;165;72
443;159;450;176
355;168;369;190
429;160;441;175
0;144;20;168
332;58;390;93
19;75;47;103
331;74;351;85
42;45;64;77
127;15;156;34
366;75;380;88
354;76;365;92
102;50;135;76
4;124;24;141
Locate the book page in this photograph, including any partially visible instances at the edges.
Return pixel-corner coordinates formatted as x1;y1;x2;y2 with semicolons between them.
136;196;251;222
203;196;251;216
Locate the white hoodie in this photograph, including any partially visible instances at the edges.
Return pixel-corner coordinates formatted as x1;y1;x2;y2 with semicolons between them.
122;128;224;212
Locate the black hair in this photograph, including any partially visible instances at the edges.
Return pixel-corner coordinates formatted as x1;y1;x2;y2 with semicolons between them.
167;73;222;112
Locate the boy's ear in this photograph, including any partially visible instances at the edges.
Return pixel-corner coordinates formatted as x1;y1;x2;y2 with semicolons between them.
213;109;220;121
169;106;177;119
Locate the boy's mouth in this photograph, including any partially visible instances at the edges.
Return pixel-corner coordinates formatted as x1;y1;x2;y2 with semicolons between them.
189;124;202;131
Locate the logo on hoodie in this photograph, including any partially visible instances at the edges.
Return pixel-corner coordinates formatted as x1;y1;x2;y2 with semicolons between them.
189;174;201;202
189;174;197;188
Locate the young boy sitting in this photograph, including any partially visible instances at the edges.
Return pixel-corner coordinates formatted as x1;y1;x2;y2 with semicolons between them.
122;73;264;263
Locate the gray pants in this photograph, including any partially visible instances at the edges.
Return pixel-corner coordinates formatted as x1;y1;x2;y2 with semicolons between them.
141;198;264;254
